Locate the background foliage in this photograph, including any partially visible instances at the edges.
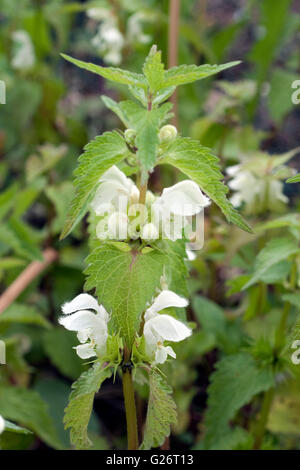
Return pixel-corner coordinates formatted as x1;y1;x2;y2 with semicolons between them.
0;0;299;450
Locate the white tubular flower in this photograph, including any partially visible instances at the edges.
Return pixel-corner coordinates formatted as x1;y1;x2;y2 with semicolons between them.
91;166;139;215
153;180;209;241
155;180;210;217
143;290;192;364
59;294;109;359
0;415;5;434
107;211;129;240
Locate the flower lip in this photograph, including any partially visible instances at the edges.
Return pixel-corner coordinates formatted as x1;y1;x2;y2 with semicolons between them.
155;180;210;217
145;290;189;321
59;293;109;360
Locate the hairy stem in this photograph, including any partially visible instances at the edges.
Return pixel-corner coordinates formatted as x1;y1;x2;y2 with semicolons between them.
253;387;274;449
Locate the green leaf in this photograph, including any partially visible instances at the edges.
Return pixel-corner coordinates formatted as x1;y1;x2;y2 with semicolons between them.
287;173;300;183
85;244;168;347
159;137;251;232
60;131;131;239
0;303;50;328
102;99;172;173
243;237;300;289
64;362;112;449
140;371;177;449
0;219;43;261
61;53;147;88
163;61;241;88
204;353;275;449
3;420;32;435
43;328;84;380
0;385;62;449
143;45;165;92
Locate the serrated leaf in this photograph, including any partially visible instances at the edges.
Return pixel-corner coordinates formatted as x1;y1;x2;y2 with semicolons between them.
243;237;300;289
143;46;165;92
102;99;172;173
0;303;50;328
85;244;168;347
60;131;131;239
287;173;300;183
140;371;177;449
64;362;112;449
204;353;275;449
163;61;241;88
0;385;62;449
61;53;147;88
159;137;251;232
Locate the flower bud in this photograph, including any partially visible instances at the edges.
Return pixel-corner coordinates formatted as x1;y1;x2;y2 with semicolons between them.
146;190;156;205
130;185;140;205
107;212;128;240
159;125;177;143
124;128;136;145
142;223;159;240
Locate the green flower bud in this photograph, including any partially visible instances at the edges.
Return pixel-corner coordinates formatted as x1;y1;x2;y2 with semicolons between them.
159;124;177;143
124;128;136;145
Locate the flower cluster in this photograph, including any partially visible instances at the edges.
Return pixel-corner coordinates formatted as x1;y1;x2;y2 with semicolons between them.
87;8;154;65
59;290;191;365
91;165;209;243
226;157;293;215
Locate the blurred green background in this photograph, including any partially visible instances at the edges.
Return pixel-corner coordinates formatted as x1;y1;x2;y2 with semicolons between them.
0;0;300;450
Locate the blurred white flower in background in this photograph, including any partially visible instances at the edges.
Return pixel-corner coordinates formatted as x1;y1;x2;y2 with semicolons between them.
0;415;5;434
87;7;155;65
227;162;289;214
143;290;192;364
127;12;152;45
59;293;109;359
11;30;35;70
87;7;124;65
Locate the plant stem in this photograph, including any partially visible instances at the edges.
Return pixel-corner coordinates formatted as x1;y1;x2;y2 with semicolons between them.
274;301;291;353
139;182;147;205
168;0;180;127
253;387;274;449
122;346;138;450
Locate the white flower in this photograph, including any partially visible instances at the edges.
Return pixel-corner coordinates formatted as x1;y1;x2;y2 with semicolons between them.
153;180;210;241
59;294;109;359
0;415;5;434
185;245;197;261
91;166;140;215
143;290;192;364
11;30;35;70
227;164;288;213
107;211;129;240
91;20;124;65
127;12;152;45
87;8;112;21
142;223;159;240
